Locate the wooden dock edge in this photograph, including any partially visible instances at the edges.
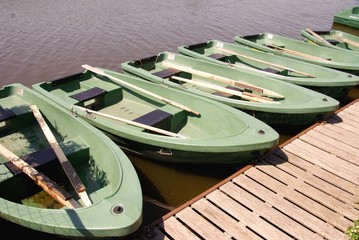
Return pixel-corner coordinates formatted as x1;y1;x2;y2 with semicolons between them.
137;97;359;238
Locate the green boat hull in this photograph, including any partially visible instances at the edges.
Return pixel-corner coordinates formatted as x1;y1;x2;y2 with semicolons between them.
301;29;359;53
0;84;142;238
121;52;339;126
334;7;359;29
32;71;279;164
234;32;359;73
178;40;359;100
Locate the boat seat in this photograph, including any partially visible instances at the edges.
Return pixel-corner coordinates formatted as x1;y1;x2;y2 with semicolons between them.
5;138;89;176
327;39;340;45
133;109;173;128
263;68;280;74
70;87;108;102
0;107;16;122
5;148;57;175
208;53;227;60
152;68;181;79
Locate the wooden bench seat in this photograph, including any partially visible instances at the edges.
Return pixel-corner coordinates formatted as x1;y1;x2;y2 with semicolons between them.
70;87;107;102
133;109;172;127
5;138;89;176
5;148;56;175
212;85;243;98
263;68;280;74
0;107;16;122
152;68;181;79
208;53;227;60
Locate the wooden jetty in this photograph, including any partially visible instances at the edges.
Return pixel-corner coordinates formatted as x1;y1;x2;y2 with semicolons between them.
135;98;359;240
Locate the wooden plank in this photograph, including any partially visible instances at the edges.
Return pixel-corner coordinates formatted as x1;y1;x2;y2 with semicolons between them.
344;104;359;112
206;189;294;240
250;165;355;226
232;174;346;240
319;123;359;145
329;115;359;129
0;144;80;209
70;87;107;102
176;207;232;240
327;118;359;134
264;153;359;208
30;105;92;207
160;216;200;240
300;130;359;166
333;112;359;126
313;126;359;150
284;139;359;183
192;198;262;240
275;149;359;198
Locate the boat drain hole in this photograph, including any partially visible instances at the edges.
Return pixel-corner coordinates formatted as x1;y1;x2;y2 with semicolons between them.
258;129;265;135
112;205;124;214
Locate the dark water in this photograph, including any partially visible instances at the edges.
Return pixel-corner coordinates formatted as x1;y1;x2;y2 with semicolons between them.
1;1;359;239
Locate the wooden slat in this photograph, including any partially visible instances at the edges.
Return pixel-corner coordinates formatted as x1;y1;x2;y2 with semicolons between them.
192;198;262;240
250;165;356;226
284;139;359;183
264;153;359;208
275;149;359;198
231;174;346;240
206;189;294;240
313;126;359;149
160;217;200;240
176;207;232;240
335;112;359;126
300;130;359;166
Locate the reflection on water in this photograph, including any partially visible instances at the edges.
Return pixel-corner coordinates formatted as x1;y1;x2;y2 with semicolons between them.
1;0;359;238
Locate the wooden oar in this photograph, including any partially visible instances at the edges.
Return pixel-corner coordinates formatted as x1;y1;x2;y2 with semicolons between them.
332;35;359;48
171;76;278;103
30;105;92;207
0;144;81;209
161;61;284;99
232;63;310;80
81;64;200;116
265;43;334;63
72;105;187;139
305;28;331;45
216;47;316;78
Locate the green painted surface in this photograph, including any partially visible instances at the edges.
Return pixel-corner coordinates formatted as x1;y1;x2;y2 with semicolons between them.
32;70;279;164
121;52;339;126
0;84;142;238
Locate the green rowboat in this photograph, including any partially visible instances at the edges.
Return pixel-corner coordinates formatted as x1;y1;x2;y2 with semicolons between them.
234;32;359;73
32;66;279;164
121;52;339;126
178;40;359;100
0;83;142;238
300;28;359;53
334;7;359;29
